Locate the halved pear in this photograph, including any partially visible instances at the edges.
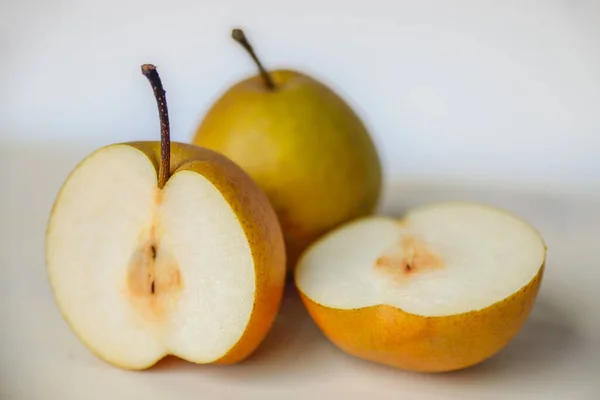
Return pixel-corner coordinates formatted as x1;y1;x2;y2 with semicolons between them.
295;202;546;372
45;65;286;370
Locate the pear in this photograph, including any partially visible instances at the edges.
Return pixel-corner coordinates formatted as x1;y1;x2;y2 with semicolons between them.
192;29;383;271
295;202;546;372
45;64;286;370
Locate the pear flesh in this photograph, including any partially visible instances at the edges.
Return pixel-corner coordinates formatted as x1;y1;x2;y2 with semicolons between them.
295;202;546;372
46;143;286;370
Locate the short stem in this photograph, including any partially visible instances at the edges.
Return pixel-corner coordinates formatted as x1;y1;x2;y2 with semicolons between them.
141;64;171;189
231;28;276;91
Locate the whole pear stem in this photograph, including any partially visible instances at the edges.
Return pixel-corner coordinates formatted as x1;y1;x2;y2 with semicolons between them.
231;28;276;91
141;64;170;189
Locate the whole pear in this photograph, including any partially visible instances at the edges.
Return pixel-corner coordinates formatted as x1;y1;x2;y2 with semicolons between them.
192;29;383;271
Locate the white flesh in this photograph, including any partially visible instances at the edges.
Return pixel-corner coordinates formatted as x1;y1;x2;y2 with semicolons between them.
296;202;545;317
46;145;255;368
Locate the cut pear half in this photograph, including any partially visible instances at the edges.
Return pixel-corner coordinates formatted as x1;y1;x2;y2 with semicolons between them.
295;202;546;372
46;143;286;370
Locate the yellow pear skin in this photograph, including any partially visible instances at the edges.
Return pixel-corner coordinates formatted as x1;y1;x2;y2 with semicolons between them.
192;29;383;271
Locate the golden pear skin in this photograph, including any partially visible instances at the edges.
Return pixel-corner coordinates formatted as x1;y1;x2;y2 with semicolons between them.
298;267;544;372
192;29;383;271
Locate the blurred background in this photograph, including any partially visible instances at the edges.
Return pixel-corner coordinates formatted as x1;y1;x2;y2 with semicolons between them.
2;2;600;398
3;0;599;194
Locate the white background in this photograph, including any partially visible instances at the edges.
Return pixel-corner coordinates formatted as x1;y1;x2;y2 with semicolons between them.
2;0;600;193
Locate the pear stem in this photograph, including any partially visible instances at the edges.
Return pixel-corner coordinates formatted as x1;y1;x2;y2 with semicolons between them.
231;28;276;91
141;64;170;189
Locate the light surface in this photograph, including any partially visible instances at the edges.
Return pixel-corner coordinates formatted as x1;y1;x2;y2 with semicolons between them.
2;145;600;399
296;203;545;316
2;1;600;189
46;145;255;367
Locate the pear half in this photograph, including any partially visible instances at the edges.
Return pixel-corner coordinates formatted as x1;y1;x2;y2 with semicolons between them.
45;65;286;370
295;202;546;372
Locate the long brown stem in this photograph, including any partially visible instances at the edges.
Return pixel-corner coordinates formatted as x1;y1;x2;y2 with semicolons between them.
141;64;170;189
231;28;276;91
